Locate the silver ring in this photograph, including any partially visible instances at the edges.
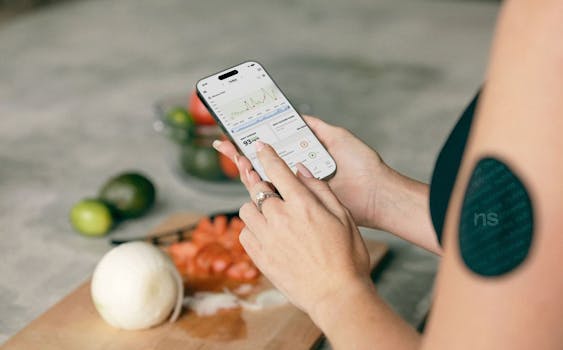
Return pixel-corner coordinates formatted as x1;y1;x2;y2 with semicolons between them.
255;191;282;213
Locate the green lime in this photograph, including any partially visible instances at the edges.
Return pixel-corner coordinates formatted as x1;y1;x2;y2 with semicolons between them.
165;107;195;144
99;172;156;219
70;199;113;236
180;144;224;181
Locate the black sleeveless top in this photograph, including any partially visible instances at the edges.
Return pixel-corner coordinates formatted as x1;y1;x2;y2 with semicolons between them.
429;91;480;244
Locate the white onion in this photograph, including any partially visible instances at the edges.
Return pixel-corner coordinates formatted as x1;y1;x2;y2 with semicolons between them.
91;242;183;330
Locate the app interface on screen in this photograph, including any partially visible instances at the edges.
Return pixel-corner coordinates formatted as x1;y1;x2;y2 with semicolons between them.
198;62;335;180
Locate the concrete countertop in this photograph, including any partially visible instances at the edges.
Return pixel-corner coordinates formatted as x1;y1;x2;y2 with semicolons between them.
0;0;498;347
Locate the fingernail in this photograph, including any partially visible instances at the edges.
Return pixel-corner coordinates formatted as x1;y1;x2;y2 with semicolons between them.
233;154;240;166
245;168;252;182
255;140;265;152
296;163;313;178
212;139;222;150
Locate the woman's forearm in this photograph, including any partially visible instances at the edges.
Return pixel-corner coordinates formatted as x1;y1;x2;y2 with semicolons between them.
311;278;421;350
370;166;442;254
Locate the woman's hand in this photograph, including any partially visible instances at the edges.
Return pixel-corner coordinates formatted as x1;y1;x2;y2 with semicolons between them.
233;140;372;317
300;116;389;227
213;115;389;228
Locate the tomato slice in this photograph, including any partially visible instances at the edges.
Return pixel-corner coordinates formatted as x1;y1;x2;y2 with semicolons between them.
195;217;214;233
168;241;199;259
184;258;199;277
167;241;199;270
229;217;245;232
243;266;259;280
195;242;231;275
226;261;259;282
211;253;232;274
213;215;228;235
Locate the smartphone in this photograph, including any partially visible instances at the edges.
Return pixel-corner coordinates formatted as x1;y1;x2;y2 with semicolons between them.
196;61;337;182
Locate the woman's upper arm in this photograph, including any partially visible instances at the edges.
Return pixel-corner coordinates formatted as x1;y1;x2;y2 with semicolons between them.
422;1;563;349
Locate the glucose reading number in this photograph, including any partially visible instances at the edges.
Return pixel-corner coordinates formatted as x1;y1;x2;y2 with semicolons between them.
243;138;258;146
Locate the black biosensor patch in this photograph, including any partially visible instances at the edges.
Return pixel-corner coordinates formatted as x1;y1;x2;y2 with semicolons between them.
459;157;534;277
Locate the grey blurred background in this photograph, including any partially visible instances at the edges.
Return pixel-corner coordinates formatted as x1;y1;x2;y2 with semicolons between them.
0;0;499;346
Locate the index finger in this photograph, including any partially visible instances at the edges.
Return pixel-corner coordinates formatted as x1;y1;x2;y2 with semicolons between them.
254;141;309;199
212;139;240;160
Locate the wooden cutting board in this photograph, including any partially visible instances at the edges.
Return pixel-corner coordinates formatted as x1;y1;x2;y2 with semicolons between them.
2;212;388;350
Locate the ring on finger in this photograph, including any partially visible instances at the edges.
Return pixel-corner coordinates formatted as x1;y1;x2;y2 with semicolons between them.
255;191;282;214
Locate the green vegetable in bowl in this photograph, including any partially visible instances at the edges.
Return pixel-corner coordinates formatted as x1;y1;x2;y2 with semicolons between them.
165;107;196;144
180;144;224;181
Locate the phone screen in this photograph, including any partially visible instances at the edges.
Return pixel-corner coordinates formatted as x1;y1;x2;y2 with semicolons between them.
196;61;336;181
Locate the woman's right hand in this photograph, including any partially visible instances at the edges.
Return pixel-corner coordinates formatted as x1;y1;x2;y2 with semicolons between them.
304;116;441;255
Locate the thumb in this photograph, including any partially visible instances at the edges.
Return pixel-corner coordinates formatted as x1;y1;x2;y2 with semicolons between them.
303;115;338;145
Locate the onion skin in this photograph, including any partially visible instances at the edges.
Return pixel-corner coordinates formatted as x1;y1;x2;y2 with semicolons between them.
167;263;183;323
91;242;184;330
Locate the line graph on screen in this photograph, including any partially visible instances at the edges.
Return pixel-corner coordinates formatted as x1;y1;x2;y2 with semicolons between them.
225;85;280;119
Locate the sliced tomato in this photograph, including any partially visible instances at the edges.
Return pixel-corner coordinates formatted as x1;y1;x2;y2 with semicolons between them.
184;259;199;277
218;232;237;250
225;261;245;281
168;241;199;270
192;231;216;246
167;215;259;283
195;242;229;274
213;215;228;235
243;266;259;280
211;251;233;274
195;217;214;233
229;217;245;232
226;261;259;282
168;241;199;259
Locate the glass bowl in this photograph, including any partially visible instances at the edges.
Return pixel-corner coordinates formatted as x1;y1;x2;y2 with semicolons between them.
153;95;246;196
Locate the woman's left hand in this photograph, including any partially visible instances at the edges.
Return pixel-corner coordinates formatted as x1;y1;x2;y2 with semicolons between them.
216;140;371;317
